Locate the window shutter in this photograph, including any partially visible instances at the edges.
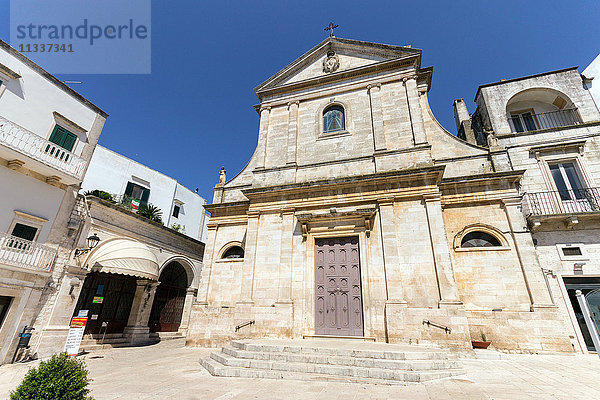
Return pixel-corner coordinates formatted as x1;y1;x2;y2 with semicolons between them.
124;182;134;197
62;132;77;152
141;188;150;205
12;223;38;241
49;126;77;151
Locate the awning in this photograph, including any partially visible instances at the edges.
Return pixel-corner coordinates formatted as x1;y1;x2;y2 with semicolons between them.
85;238;159;281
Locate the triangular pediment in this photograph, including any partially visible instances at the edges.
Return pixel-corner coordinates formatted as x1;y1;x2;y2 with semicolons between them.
255;37;422;97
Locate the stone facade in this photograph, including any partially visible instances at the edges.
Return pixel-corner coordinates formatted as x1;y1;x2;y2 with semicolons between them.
33;195;205;359
0;40;107;364
187;37;594;353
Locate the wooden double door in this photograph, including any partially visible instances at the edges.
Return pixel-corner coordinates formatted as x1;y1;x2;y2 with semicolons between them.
315;237;364;336
149;261;188;333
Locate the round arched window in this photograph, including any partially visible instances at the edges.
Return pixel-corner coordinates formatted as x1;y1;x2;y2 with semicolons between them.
323;105;345;133
222;246;244;259
461;231;501;248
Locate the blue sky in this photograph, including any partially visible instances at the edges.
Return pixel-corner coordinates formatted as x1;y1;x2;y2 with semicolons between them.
1;1;599;203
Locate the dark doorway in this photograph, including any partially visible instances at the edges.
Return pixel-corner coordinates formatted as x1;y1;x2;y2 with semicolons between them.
315;237;363;336
149;262;188;332
0;296;12;330
74;272;137;334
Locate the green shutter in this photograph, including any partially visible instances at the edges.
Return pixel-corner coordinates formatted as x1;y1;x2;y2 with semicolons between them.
124;182;134;197
49;126;77;152
140;188;150;206
12;223;38;241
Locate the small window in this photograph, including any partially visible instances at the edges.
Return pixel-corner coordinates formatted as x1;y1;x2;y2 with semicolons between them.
124;182;150;207
11;223;38;241
461;231;501;248
172;205;180;218
562;247;582;256
222;246;244;259
323;105;345;133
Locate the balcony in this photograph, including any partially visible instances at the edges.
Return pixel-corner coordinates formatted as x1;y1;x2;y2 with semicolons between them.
0;232;57;274
508;108;582;133
0;115;87;182
523;188;600;229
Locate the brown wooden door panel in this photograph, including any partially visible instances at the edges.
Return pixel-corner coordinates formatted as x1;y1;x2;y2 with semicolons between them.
315;237;363;336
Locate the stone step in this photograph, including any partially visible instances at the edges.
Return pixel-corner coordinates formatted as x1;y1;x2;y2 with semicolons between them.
202;339;465;383
149;332;186;340
231;340;448;360
80;337;129;346
221;346;460;371
201;356;462;384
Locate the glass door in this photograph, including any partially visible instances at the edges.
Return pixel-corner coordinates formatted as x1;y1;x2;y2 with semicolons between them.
549;162;594;212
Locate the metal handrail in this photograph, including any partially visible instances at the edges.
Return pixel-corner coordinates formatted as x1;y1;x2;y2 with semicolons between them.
523;188;600;216
423;320;451;334
508;107;581;133
0;115;87;180
0;232;57;273
235;320;255;332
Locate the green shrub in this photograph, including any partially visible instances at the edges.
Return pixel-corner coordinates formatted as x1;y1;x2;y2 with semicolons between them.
10;353;93;400
138;204;163;224
84;190;115;203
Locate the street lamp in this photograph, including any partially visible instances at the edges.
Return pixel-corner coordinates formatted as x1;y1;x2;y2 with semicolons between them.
74;233;101;258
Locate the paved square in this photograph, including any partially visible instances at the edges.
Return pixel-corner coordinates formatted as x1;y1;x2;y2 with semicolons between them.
1;340;599;399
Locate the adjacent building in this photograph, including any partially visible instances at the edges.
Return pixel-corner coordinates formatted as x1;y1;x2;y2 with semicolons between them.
456;66;600;353
81;145;209;242
0;39;107;364
0;40;207;363
188;35;600;354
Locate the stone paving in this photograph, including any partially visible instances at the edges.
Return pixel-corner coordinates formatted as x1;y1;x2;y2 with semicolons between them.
1;340;599;399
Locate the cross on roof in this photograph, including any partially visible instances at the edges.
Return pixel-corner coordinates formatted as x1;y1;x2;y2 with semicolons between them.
324;22;339;37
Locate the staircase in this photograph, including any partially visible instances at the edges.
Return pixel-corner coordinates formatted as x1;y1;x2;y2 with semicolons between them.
149;331;186;341
80;331;185;352
79;334;135;351
201;339;464;384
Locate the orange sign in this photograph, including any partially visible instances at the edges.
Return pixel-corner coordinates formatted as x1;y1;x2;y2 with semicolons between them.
70;317;88;329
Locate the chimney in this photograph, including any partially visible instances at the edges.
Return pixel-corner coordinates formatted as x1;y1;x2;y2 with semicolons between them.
453;99;470;132
453;99;477;145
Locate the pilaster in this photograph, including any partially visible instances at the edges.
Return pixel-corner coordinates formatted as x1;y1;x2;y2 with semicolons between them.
367;84;386;151
198;225;218;305
423;194;461;305
238;210;260;305
254;106;271;170
277;209;295;303
377;199;406;303
286;101;299;165
124;279;159;344
502;198;554;308
404;77;427;145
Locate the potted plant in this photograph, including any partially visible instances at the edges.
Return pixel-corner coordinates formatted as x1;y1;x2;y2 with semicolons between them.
472;332;491;349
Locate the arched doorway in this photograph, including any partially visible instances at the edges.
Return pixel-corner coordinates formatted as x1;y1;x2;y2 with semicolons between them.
149;262;188;332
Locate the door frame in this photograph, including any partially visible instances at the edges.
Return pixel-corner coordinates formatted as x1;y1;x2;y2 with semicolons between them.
303;227;372;338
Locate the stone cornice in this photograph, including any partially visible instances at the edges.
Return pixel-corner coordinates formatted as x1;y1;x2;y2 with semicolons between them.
243;165;446;199
256;56;420;100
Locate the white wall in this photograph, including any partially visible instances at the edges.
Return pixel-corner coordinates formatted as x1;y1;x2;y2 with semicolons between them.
0;47;99;157
82;146;208;241
0;167;64;243
583;53;600;113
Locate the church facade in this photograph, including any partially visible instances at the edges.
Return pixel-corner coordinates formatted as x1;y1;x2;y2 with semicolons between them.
187;35;600;353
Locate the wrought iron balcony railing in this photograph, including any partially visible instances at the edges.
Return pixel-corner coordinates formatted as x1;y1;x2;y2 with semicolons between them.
0;232;57;273
508;108;582;133
0;115;87;180
523;188;600;216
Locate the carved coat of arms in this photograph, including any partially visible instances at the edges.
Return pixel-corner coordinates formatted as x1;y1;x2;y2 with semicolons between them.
323;51;340;73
